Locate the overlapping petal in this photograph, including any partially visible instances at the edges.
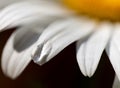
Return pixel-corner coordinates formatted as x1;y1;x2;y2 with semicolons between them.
32;18;96;65
106;24;120;81
77;22;112;77
1;24;44;79
0;1;119;88
0;0;73;79
0;0;72;31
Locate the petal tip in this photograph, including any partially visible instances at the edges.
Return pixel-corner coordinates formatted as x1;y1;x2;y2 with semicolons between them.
32;43;52;65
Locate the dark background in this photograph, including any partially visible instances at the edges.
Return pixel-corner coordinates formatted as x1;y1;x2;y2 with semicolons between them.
0;29;115;88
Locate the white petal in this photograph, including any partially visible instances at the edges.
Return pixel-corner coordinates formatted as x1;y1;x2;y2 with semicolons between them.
33;18;77;46
106;24;120;81
1;25;44;79
113;75;120;88
32;19;75;63
77;22;112;77
0;0;21;9
0;1;73;31
76;40;87;76
32;18;96;65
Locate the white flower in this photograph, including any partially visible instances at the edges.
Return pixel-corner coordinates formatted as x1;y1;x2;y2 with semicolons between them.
0;0;120;87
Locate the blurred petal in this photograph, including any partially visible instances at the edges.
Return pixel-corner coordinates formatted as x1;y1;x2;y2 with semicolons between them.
0;0;21;8
32;19;75;63
77;22;112;77
32;18;96;65
1;24;44;79
33;18;76;46
0;1;72;31
106;24;120;81
113;75;120;88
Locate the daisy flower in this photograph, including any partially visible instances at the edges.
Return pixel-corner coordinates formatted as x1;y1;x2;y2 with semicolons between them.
0;0;120;87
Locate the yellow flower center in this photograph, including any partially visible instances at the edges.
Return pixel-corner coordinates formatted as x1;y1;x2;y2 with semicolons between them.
62;0;120;21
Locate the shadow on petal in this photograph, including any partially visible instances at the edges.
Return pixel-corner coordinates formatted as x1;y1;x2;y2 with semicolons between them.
14;31;40;52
